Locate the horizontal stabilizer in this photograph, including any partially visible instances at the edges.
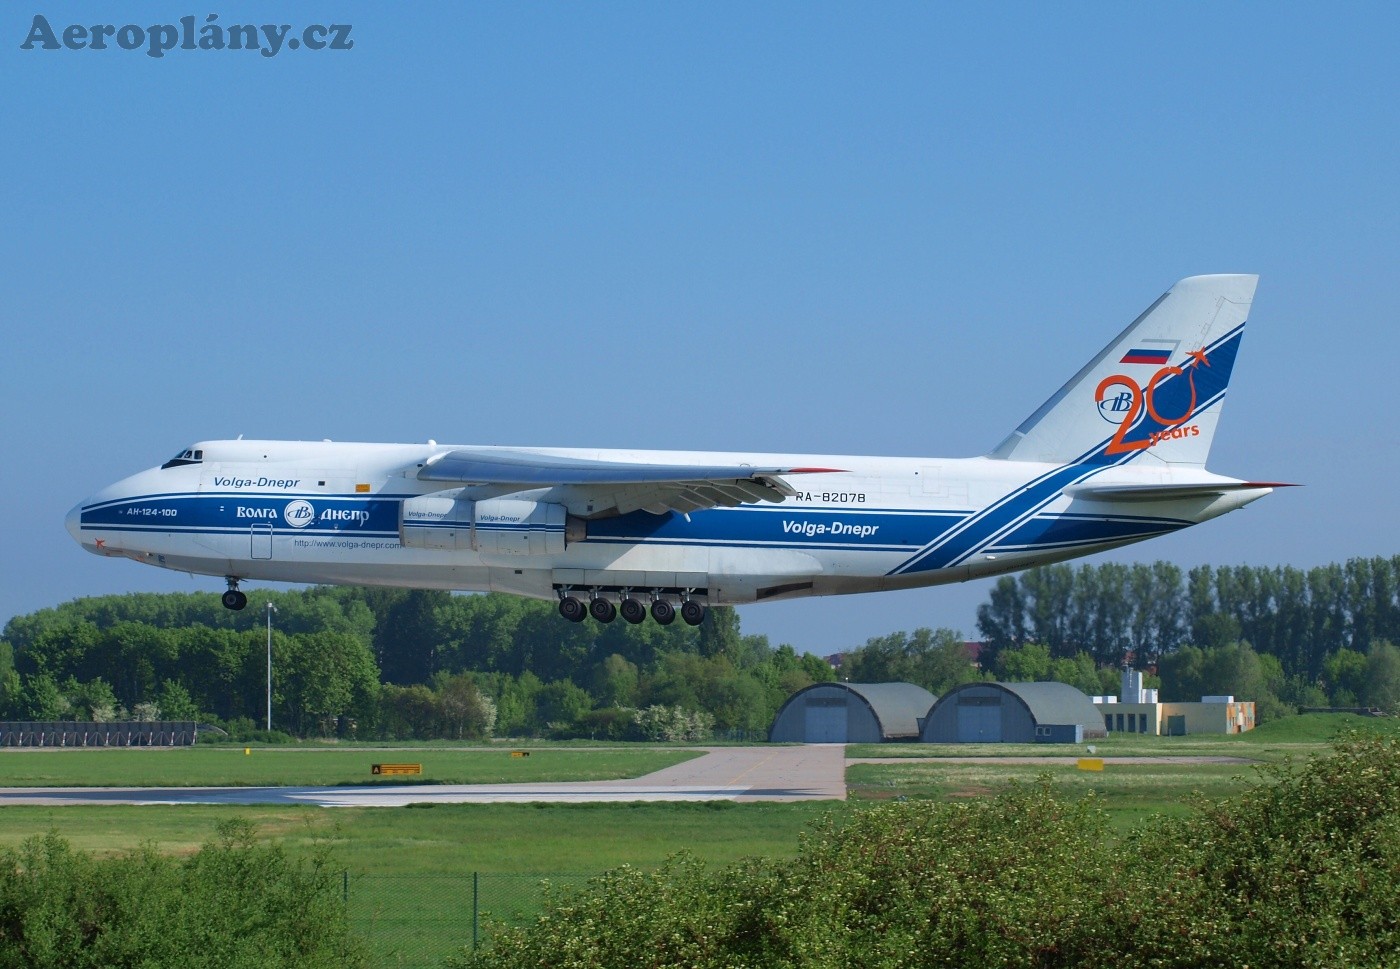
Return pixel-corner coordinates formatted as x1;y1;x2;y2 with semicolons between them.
1068;481;1297;502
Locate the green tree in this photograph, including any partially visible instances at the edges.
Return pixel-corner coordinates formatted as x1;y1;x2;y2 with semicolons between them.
589;653;640;708
976;575;1027;665
13;673;67;720
1022;564;1075;657
1323;648;1369;707
1048;652;1106;695
697;606;742;658
535;680;593;733
1364;639;1400;714
995;642;1052;682
1159;645;1208;702
278;630;380;736
64;677;120;721
906;628;980;695
433;673;496;739
155;680;201;721
366;588;451;685
0;668;21;719
378;683;440;739
840;631;908;683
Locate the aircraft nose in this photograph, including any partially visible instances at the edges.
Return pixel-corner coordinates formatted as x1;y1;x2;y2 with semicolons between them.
66;500;85;545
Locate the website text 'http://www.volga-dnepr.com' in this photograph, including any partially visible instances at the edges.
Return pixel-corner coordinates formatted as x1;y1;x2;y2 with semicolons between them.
20;13;353;59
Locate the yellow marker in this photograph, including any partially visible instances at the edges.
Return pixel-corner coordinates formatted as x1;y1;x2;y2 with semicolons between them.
1077;758;1104;771
244;747;251;756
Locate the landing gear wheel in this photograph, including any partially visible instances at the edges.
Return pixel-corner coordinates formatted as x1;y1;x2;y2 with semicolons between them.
221;590;248;611
619;597;646;625
558;596;587;623
589;597;617;623
680;600;705;626
650;599;676;626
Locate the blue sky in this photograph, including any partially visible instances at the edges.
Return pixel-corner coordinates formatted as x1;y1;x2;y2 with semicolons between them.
3;3;1396;654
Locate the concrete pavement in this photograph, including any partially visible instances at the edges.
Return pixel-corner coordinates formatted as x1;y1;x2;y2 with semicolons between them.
0;744;849;807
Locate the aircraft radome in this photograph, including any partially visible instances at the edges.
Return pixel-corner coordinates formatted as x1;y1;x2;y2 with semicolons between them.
69;275;1289;627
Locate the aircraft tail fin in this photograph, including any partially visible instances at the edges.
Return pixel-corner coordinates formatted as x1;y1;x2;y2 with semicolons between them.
988;274;1257;468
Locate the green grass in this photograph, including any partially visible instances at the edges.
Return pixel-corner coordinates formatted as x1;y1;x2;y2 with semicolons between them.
845;758;1261;831
0;746;699;787
848;712;1400;762
845;715;1400;834
0;800;831;870
1237;711;1400;743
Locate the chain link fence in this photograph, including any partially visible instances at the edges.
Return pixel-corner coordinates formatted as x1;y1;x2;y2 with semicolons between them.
345;872;594;968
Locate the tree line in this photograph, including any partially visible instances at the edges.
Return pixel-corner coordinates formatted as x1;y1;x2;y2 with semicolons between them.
0;588;834;740
966;556;1400;717
3;554;1397;738
975;557;1400;670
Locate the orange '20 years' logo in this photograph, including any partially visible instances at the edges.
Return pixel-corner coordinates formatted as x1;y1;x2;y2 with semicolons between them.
1094;348;1210;455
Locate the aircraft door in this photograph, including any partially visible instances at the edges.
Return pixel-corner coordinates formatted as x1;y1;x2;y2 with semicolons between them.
251;524;273;560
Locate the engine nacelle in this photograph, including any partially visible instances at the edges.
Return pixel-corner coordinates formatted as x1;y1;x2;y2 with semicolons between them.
400;495;583;555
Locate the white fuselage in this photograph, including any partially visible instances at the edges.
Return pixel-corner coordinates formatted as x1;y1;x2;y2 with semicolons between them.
67;438;1269;606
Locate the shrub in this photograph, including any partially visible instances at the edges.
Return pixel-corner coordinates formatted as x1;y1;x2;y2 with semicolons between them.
633;705;714;742
1075;733;1400;968
0;819;367;969
452;736;1400;968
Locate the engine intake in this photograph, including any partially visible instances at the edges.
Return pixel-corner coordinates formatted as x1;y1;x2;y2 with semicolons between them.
400;495;583;555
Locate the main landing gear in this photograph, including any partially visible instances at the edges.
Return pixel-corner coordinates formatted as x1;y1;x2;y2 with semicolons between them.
557;588;706;626
650;598;676;626
221;577;248;611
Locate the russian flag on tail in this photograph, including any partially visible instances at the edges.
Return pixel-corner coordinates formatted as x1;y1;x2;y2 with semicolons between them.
1120;340;1178;365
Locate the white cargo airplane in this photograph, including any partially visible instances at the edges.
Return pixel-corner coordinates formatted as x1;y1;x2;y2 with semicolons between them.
69;275;1287;626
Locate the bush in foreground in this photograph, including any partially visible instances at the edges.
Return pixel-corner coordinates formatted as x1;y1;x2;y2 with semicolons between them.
0;819;367;969
453;736;1400;968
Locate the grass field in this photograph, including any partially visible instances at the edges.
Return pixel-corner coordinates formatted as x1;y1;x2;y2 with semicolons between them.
844;714;1400;831
846;711;1400;762
0;745;700;787
845;758;1261;830
2;715;1395;966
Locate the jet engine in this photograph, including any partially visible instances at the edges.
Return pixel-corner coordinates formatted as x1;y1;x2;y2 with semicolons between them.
400;494;584;555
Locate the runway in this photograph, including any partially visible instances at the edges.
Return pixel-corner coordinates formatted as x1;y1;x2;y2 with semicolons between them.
0;744;849;807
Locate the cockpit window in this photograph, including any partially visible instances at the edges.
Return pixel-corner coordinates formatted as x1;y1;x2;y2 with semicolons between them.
161;448;204;469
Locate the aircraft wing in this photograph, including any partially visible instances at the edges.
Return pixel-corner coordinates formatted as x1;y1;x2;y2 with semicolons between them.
417;448;844;516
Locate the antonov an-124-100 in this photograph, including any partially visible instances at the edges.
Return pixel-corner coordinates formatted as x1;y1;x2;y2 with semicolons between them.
69;275;1289;627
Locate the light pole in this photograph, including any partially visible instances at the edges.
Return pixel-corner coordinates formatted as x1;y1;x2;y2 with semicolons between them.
265;601;276;732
